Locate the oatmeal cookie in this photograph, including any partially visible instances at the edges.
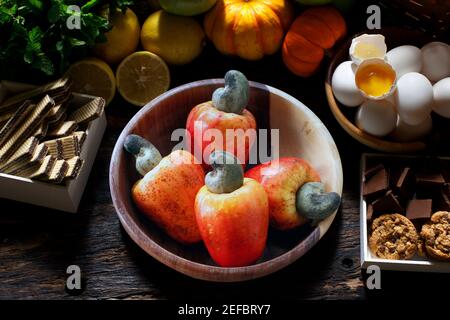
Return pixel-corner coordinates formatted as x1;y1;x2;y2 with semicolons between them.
369;213;419;260
420;211;450;261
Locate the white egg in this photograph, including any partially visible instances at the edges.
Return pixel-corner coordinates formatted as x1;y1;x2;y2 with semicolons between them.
390;115;432;142
395;72;433;125
356;99;397;137
421;42;450;82
433;77;450;118
386;45;422;78
332;61;365;107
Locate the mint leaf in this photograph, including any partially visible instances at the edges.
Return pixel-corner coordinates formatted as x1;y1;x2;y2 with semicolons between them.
47;2;61;23
28;0;43;11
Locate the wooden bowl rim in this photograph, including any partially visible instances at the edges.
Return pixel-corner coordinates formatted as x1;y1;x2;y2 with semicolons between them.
325;28;428;153
109;79;343;282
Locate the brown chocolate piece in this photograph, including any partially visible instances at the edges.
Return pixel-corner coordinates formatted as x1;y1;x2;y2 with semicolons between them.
372;190;404;215
406;199;433;221
364;163;384;180
363;168;389;200
416;172;445;187
441;163;450;183
435;184;450;211
416;172;445;198
394;167;416;200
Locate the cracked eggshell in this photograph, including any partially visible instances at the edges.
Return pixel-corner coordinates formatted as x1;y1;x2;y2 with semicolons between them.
433;77;450;118
331;61;365;107
349;34;386;65
421;42;450;82
395;72;433;126
386;45;422;78
390;115;432;142
355;99;397;137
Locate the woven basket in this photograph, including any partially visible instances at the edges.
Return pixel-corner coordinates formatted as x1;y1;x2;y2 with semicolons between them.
378;0;450;38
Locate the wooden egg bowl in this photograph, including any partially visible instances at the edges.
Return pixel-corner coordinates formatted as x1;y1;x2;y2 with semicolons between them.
326;27;438;153
109;80;343;282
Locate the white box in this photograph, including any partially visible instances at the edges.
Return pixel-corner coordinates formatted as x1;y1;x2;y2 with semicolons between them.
360;153;450;273
0;81;106;213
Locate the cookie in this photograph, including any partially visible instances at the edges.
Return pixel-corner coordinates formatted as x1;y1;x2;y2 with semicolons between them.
420;211;450;261
369;213;419;260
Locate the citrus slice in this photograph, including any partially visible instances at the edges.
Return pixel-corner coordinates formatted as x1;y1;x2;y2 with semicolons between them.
65;58;116;105
116;51;170;106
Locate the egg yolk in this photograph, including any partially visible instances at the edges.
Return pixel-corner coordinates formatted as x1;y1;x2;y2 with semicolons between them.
355;64;396;97
353;43;383;59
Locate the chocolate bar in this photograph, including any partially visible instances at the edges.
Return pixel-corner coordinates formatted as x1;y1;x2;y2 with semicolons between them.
406;199;433;222
372;190;404;215
363;168;389;200
394;167;416;200
364;163;384;180
435;184;450;211
364;157;450;228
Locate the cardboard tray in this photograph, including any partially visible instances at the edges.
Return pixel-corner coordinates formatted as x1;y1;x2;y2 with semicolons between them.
360;153;450;273
0;81;106;213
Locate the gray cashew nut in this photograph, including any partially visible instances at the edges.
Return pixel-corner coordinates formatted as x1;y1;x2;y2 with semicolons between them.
205;151;244;194
123;134;162;176
212;70;250;115
296;182;341;221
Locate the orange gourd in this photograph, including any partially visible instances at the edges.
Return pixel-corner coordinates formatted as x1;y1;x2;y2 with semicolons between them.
204;0;294;60
282;6;347;77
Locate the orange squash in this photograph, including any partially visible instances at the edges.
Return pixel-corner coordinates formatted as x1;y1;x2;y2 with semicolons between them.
204;0;294;60
282;6;347;77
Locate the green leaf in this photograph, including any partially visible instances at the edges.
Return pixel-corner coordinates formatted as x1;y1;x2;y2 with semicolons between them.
28;0;43;11
33;53;55;75
47;3;61;23
68;37;86;47
27;26;43;52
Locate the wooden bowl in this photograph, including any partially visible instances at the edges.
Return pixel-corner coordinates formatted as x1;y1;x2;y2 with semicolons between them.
109;80;343;282
326;28;435;153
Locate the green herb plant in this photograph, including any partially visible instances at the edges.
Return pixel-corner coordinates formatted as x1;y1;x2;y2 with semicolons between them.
0;0;134;79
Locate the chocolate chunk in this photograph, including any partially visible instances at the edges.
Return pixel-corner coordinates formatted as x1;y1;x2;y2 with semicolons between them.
394;167;416;200
441;162;450;183
363;168;389;200
416;172;445;187
364;163;384;180
388;166;402;191
406;199;432;222
435;184;450;211
416;172;445;198
372;191;404;215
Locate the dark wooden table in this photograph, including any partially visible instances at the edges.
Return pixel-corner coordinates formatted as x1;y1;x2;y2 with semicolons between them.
1;5;449;299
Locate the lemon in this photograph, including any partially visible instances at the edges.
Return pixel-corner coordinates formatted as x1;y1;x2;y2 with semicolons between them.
65;58;116;105
116;51;170;106
94;9;140;65
140;10;205;65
